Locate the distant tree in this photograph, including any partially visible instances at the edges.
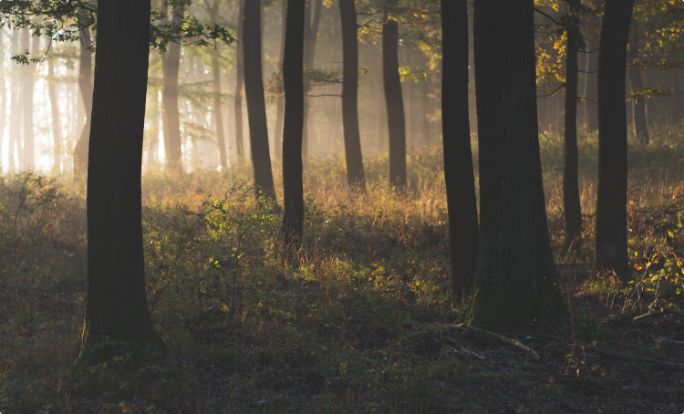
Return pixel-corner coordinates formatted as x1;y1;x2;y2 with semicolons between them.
21;29;37;170
563;0;583;250
440;0;478;296
161;0;184;174
282;0;306;260
73;6;93;180
273;0;287;161
243;0;276;199
595;0;635;278
302;0;323;158
234;0;245;160
206;0;228;170
48;56;63;175
81;0;161;355
628;21;649;145
382;0;407;190
339;0;366;190
472;0;565;329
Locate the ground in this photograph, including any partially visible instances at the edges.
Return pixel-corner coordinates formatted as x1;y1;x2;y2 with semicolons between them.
1;130;684;413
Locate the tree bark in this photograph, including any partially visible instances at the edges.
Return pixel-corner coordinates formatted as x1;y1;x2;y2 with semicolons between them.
440;0;479;297
339;0;366;190
162;1;184;174
472;0;565;329
583;28;599;132
48;59;63;175
234;0;245;161
563;0;583;250
81;0;161;355
74;9;93;180
273;0;287;162
595;0;635;278
282;0;306;260
243;0;276;199
382;1;407;190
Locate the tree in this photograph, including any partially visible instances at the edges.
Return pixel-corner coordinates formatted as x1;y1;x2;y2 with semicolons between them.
629;21;649;145
282;0;306;260
206;0;228;170
81;0;161;355
161;0;184;174
48;56;63;175
339;0;366;190
563;0;583;249
440;0;478;296
595;0;635;278
243;0;276;199
20;29;37;170
234;0;245;160
382;0;407;190
472;0;565;329
273;0;287;162
302;0;323;158
73;6;93;180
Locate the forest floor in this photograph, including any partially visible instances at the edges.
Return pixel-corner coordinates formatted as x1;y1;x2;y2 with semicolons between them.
1;130;684;413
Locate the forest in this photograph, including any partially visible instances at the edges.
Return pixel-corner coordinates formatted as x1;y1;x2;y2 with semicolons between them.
0;0;683;412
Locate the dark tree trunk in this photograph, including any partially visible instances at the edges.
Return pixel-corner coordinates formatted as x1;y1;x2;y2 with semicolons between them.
339;0;366;190
234;0;245;160
74;9;93;180
382;2;407;190
595;0;635;278
81;0;160;354
162;1;184;174
48;59;63;175
563;0;582;250
440;0;478;297
472;0;565;329
282;0;306;259
243;0;276;199
629;67;649;144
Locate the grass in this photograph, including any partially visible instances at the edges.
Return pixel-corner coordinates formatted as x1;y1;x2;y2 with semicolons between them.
1;129;684;413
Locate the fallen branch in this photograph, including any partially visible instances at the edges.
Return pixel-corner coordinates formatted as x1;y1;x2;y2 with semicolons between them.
441;338;486;360
633;309;684;322
447;323;541;361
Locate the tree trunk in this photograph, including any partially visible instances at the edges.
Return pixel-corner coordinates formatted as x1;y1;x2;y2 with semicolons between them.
472;0;565;329
8;30;20;172
302;0;323;158
234;0;245;161
74;9;93;180
48;59;63;175
273;0;287;162
81;0;161;356
212;43;228;170
563;0;582;250
0;30;5;171
595;0;635;278
243;0;276;199
441;0;479;297
629;67;649;145
21;30;37;170
339;0;366;190
583;31;599;132
282;0;306;260
382;2;407;190
162;1;184;174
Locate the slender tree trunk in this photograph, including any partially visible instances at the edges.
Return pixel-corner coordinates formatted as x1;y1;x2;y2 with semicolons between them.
583;32;599;132
629;67;649;144
74;9;93;180
339;0;366;190
472;0;565;329
595;0;635;278
302;0;323;158
273;0;287;161
382;2;407;190
48;60;63;175
234;0;246;161
9;31;21;172
563;0;582;250
441;0;479;297
81;0;161;356
212;43;228;169
282;0;306;260
21;30;37;170
162;1;184;173
421;73;432;144
243;0;276;199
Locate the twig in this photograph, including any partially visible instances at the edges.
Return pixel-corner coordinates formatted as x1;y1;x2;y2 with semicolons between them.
447;323;541;361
